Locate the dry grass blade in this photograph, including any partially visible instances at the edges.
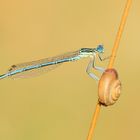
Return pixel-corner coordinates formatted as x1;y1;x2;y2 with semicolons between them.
86;0;132;140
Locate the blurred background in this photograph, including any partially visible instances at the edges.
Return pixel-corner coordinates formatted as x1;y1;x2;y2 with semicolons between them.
0;0;139;140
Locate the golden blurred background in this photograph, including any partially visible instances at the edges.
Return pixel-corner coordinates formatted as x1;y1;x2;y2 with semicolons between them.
0;0;140;140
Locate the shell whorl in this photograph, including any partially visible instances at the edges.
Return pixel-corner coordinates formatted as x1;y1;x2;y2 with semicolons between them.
98;69;121;106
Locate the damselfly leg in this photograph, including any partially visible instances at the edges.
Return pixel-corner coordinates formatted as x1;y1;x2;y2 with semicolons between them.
86;53;110;80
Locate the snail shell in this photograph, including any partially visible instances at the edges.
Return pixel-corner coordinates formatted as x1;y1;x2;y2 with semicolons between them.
98;69;121;106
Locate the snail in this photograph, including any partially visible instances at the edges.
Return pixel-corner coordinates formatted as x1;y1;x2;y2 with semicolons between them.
98;68;121;106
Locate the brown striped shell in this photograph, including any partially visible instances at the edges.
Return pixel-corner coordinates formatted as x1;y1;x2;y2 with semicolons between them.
98;69;121;106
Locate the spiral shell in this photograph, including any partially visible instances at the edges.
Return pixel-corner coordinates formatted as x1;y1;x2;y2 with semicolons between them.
98;69;121;106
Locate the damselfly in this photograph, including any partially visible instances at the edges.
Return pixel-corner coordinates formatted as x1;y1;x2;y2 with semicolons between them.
0;45;109;80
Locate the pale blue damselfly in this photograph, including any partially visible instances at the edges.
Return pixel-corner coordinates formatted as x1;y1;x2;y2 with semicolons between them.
0;45;108;80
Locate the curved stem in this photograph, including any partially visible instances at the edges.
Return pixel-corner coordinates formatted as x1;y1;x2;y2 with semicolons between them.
86;0;132;140
87;102;101;140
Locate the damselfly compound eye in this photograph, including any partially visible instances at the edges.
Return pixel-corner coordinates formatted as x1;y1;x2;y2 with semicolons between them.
96;45;104;53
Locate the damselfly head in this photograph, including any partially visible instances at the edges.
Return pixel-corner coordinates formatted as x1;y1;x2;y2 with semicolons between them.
96;44;104;53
